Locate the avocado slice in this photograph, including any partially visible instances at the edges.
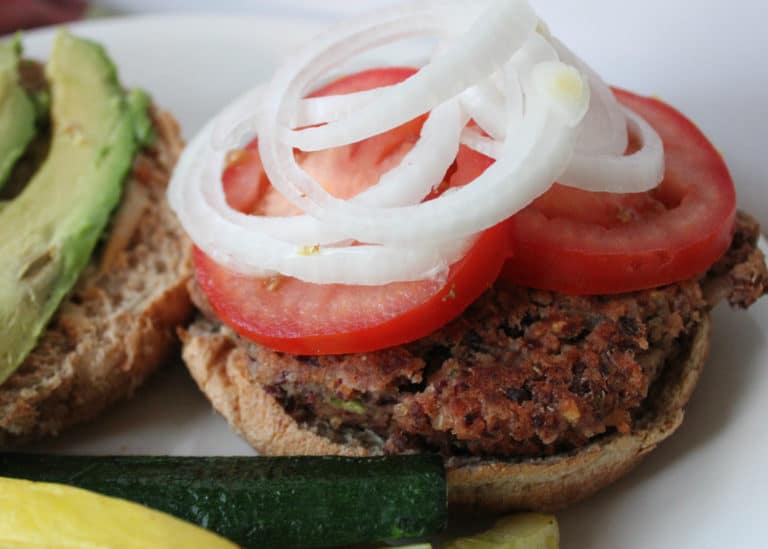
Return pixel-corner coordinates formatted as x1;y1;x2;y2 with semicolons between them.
0;32;138;384
126;88;156;147
0;35;37;190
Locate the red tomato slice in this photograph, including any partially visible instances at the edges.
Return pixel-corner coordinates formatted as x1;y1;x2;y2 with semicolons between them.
221;141;265;213
500;88;736;295
195;68;506;355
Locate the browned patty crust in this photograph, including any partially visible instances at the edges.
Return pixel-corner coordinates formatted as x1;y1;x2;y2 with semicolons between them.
189;212;767;459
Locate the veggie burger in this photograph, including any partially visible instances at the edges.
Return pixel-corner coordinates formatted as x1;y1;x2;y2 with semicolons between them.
170;1;768;509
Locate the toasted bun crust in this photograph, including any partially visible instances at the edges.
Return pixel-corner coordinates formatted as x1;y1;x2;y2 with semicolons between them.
0;108;192;447
180;315;710;511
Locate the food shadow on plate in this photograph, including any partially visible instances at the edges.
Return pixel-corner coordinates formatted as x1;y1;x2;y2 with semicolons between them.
559;305;766;548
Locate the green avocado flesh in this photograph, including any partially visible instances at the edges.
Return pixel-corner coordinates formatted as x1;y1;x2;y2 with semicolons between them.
0;36;37;189
0;32;138;384
126;88;156;147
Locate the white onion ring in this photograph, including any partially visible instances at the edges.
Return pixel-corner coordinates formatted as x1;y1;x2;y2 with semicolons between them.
214;98;466;247
278;0;537;152
458;35;663;193
460;126;502;159
461;105;664;193
211;86;400;151
210;0;497;151
457;32;555;143
460;79;507;140
173;120;473;285
552;37;628;155
169;61;588;286
508;32;559;92
257;61;589;246
168;0;665;288
210;85;265;151
558;107;664;192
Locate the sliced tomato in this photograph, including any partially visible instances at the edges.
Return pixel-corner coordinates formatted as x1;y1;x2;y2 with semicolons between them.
307;67;418;97
221;140;265;213
195;68;506;355
500;88;736;295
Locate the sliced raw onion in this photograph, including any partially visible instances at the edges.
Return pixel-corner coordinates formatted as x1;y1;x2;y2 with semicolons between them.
458;33;555;143
210;0;496;151
211;86;398;151
257;61;588;246
462;105;664;193
508;32;559;91
461;126;502;159
172;121;474;285
460;79;507;140
276;0;537;152
168;0;664;287
558;106;664;192
210;85;265;151
207;97;465;248
169;61;588;286
552;37;628;155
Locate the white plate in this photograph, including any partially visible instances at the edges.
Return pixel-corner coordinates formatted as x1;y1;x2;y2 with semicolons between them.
21;11;768;549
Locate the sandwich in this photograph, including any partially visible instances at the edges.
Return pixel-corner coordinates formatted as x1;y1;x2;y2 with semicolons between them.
0;32;191;446
169;1;768;510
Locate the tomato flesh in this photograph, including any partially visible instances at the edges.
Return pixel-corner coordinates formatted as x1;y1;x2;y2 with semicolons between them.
195;224;506;355
500;88;736;294
195;68;505;355
198;73;738;354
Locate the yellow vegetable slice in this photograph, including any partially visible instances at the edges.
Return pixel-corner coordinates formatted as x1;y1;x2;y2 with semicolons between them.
441;514;559;549
0;477;236;549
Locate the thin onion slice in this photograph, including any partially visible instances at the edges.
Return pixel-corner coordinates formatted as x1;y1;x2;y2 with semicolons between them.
210;85;265;151
168;0;665;289
461;126;502;159
209;97;465;248
508;32;559;92
558;106;664;192
461;106;664;194
460;79;507;140
172;121;475;285
212;86;400;151
458;32;555;143
277;0;537;152
552;37;628;155
257;61;589;246
210;0;497;151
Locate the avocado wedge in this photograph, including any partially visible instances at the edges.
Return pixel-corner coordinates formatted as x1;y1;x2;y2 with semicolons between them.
0;36;37;190
0;32;138;384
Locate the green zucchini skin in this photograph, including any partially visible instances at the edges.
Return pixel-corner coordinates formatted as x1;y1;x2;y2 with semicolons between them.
0;454;446;548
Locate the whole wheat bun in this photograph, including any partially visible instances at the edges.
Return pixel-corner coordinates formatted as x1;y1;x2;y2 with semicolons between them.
180;314;710;511
0;107;192;448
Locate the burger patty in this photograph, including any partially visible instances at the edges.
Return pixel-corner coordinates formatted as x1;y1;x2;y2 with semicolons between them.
190;212;767;458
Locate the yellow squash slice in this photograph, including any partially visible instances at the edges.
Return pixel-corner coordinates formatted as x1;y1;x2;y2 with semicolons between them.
0;477;236;548
442;514;559;549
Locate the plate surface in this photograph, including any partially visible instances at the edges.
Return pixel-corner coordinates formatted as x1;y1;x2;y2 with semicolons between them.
22;11;768;549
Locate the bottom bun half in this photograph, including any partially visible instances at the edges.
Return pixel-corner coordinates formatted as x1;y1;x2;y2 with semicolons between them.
180;315;710;512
